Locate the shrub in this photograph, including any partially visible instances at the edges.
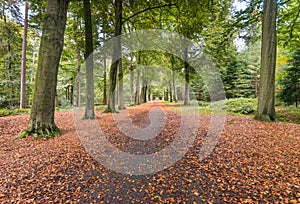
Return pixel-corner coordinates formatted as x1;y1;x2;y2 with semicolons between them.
0;109;11;117
226;98;258;114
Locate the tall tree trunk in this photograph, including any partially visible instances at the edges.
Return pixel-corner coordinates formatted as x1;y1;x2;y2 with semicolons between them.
77;50;81;107
103;50;107;105
20;0;29;109
105;0;122;112
118;58;126;109
254;0;277;122
135;52;141;105
83;0;95;119
129;59;134;105
171;55;177;102
140;67;147;103
19;0;69;138
183;44;190;105
169;80;173;102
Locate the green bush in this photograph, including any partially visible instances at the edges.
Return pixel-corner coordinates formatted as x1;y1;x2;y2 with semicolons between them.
226;98;258;114
0;108;30;117
0;109;11;117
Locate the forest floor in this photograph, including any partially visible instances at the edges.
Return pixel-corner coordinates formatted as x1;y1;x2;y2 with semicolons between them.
0;102;299;203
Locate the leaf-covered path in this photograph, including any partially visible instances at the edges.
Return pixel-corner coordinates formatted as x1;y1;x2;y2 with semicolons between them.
0;102;299;203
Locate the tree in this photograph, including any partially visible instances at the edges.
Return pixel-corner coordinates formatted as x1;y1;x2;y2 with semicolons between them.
255;0;277;121
277;49;300;107
18;0;69;138
171;55;177;102
105;0;122;112
20;0;29;109
83;0;96;119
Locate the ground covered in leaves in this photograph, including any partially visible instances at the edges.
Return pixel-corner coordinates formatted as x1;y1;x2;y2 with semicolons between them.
0;102;299;203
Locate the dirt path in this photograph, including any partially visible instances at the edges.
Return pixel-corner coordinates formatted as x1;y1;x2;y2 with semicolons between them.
0;102;299;203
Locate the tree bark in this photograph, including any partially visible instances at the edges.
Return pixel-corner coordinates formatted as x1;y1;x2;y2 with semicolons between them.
20;0;29;109
18;0;69;139
103;49;107;105
171;55;177;102
129;57;134;105
106;0;122;112
83;0;96;119
135;52;141;105
118;58;126;109
77;50;81;107
254;0;277;122
183;43;190;105
140;68;147;103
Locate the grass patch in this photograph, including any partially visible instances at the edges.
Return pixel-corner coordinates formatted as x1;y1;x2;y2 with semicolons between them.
276;106;300;124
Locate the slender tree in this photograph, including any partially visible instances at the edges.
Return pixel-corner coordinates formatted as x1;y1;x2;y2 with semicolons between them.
171;55;177;102
83;0;96;119
183;42;190;105
255;0;277;121
129;54;135;105
118;57;126;109
20;0;29;109
135;52;141;105
77;50;81;107
105;0;122;112
18;0;69;138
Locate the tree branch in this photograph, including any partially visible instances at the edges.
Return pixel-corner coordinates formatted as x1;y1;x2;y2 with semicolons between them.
122;3;177;25
288;6;300;39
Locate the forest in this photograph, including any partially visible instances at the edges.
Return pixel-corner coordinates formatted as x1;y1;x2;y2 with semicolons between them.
0;0;299;203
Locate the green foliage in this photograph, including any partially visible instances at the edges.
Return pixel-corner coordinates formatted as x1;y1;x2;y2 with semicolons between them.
0;108;30;117
223;42;260;99
226;97;258;114
277;49;300;107
276;106;300;124
277;0;300;51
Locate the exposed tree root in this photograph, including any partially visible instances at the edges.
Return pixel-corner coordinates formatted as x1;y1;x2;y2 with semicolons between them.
103;108;119;113
254;114;276;122
14;125;60;140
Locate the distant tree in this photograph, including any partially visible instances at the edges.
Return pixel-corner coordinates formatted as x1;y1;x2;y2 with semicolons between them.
277;49;300;107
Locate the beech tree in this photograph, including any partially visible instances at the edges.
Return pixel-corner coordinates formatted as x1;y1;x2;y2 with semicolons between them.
83;0;96;119
255;0;277;121
18;0;69;138
105;0;122;112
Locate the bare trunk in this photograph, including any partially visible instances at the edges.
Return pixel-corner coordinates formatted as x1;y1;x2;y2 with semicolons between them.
83;0;95;119
118;58;126;109
135;52;141;105
106;0;122;112
140;68;147;103
255;0;277;122
184;44;190;105
169;80;173;102
103;51;107;105
77;50;81;107
171;55;177;102
19;0;69;139
20;0;29;109
130;63;134;105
